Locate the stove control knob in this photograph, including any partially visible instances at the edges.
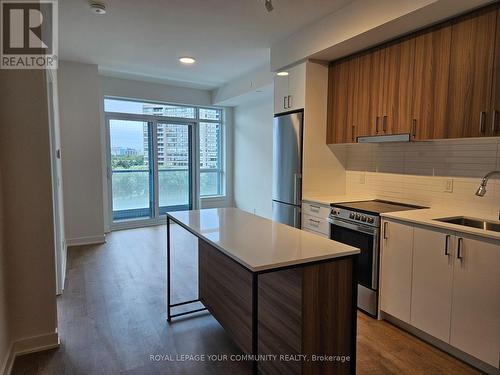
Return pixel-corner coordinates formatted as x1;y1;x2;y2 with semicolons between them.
367;217;374;224
349;213;355;219
361;216;367;222
355;213;361;220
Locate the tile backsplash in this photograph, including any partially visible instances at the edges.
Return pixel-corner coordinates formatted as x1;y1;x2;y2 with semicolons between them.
343;138;500;219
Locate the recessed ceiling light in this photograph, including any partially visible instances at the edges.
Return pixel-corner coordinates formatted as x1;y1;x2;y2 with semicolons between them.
276;71;289;76
179;57;196;64
89;1;106;14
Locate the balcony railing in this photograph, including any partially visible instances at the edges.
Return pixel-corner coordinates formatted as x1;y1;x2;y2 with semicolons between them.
111;168;221;221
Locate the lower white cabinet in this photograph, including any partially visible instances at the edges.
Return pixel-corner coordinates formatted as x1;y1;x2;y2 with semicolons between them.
411;227;454;342
380;221;414;323
449;236;500;368
381;219;500;369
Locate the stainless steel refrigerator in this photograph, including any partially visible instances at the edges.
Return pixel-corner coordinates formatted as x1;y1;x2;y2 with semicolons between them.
272;110;303;228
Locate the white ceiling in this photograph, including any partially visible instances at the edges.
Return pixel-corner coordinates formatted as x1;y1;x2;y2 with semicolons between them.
59;0;353;89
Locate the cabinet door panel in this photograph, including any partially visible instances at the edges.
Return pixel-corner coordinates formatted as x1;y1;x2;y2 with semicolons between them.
380;221;414;323
369;48;386;136
450;236;500;368
382;37;415;135
274;74;289;114
412;24;452;140
446;7;497;138
288;63;306;111
346;57;358;143
354;52;373;137
490;8;500;136
411;228;454;342
327;60;350;144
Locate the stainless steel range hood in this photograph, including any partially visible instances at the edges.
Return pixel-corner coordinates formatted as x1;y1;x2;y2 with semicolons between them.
357;133;410;143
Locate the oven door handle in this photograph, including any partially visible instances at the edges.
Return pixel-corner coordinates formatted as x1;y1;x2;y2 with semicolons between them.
328;217;378;236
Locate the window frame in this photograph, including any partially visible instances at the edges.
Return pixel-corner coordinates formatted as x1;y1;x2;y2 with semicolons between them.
104;97;225;201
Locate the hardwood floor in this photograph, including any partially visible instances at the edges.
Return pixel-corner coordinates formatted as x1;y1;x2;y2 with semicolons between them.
12;225;480;375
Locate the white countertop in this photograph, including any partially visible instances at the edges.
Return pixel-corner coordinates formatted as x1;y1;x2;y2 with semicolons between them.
381;209;500;241
302;194;375;206
167;208;360;272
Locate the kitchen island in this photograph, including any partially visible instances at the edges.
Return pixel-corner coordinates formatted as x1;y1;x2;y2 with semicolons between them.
166;208;360;375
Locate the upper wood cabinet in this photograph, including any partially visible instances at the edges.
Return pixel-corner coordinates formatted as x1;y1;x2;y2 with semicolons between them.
326;3;500;144
411;23;452;140
490;8;500;136
353;52;374;138
326;57;357;143
445;6;498;138
381;37;416;135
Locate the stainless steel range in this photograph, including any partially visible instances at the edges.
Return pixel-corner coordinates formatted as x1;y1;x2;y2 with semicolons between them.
328;200;425;317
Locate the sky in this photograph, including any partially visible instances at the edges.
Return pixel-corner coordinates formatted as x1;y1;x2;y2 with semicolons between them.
109;120;145;151
107;99;147;151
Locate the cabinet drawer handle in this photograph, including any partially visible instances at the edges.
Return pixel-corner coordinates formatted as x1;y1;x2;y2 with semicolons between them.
287;95;292;109
444;234;450;256
382;115;387;132
309;205;321;211
411;119;417;138
457;237;463;260
479;111;486;133
309;218;320;225
383;222;388;240
492;110;498;133
283;96;287;109
375;116;379;133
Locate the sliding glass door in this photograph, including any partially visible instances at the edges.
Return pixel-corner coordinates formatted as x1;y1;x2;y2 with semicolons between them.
108;117;193;225
157;123;192;215
109;119;153;221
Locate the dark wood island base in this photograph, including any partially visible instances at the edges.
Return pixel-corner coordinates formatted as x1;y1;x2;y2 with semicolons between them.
199;238;357;375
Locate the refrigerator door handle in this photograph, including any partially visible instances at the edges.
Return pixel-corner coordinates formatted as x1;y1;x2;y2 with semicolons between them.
293;173;302;205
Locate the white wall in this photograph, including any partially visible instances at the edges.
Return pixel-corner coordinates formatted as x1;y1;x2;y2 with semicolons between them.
0;69;59;367
233;96;274;219
343;139;500;220
58;61;106;245
302;62;347;197
100;75;212;106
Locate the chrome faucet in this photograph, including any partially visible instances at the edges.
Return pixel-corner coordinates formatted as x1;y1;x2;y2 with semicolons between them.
475;170;500;197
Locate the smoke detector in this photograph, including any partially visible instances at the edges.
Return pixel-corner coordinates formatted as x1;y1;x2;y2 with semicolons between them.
264;0;274;12
89;1;106;15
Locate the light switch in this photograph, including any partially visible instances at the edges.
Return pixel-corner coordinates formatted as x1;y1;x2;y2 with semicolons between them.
444;179;453;193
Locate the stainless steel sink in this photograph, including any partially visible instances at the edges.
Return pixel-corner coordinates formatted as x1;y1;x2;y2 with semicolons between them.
434;216;500;233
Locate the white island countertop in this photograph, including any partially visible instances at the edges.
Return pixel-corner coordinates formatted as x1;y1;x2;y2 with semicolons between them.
167;208;360;272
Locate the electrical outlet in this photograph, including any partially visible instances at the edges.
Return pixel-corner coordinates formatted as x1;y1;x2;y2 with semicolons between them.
444;179;453;193
358;173;366;184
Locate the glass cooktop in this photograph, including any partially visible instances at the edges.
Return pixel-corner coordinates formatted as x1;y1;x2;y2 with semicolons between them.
332;200;427;215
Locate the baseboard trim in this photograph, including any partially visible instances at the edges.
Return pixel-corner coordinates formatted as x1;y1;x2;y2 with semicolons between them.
0;342;13;375
66;235;106;246
2;332;60;375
